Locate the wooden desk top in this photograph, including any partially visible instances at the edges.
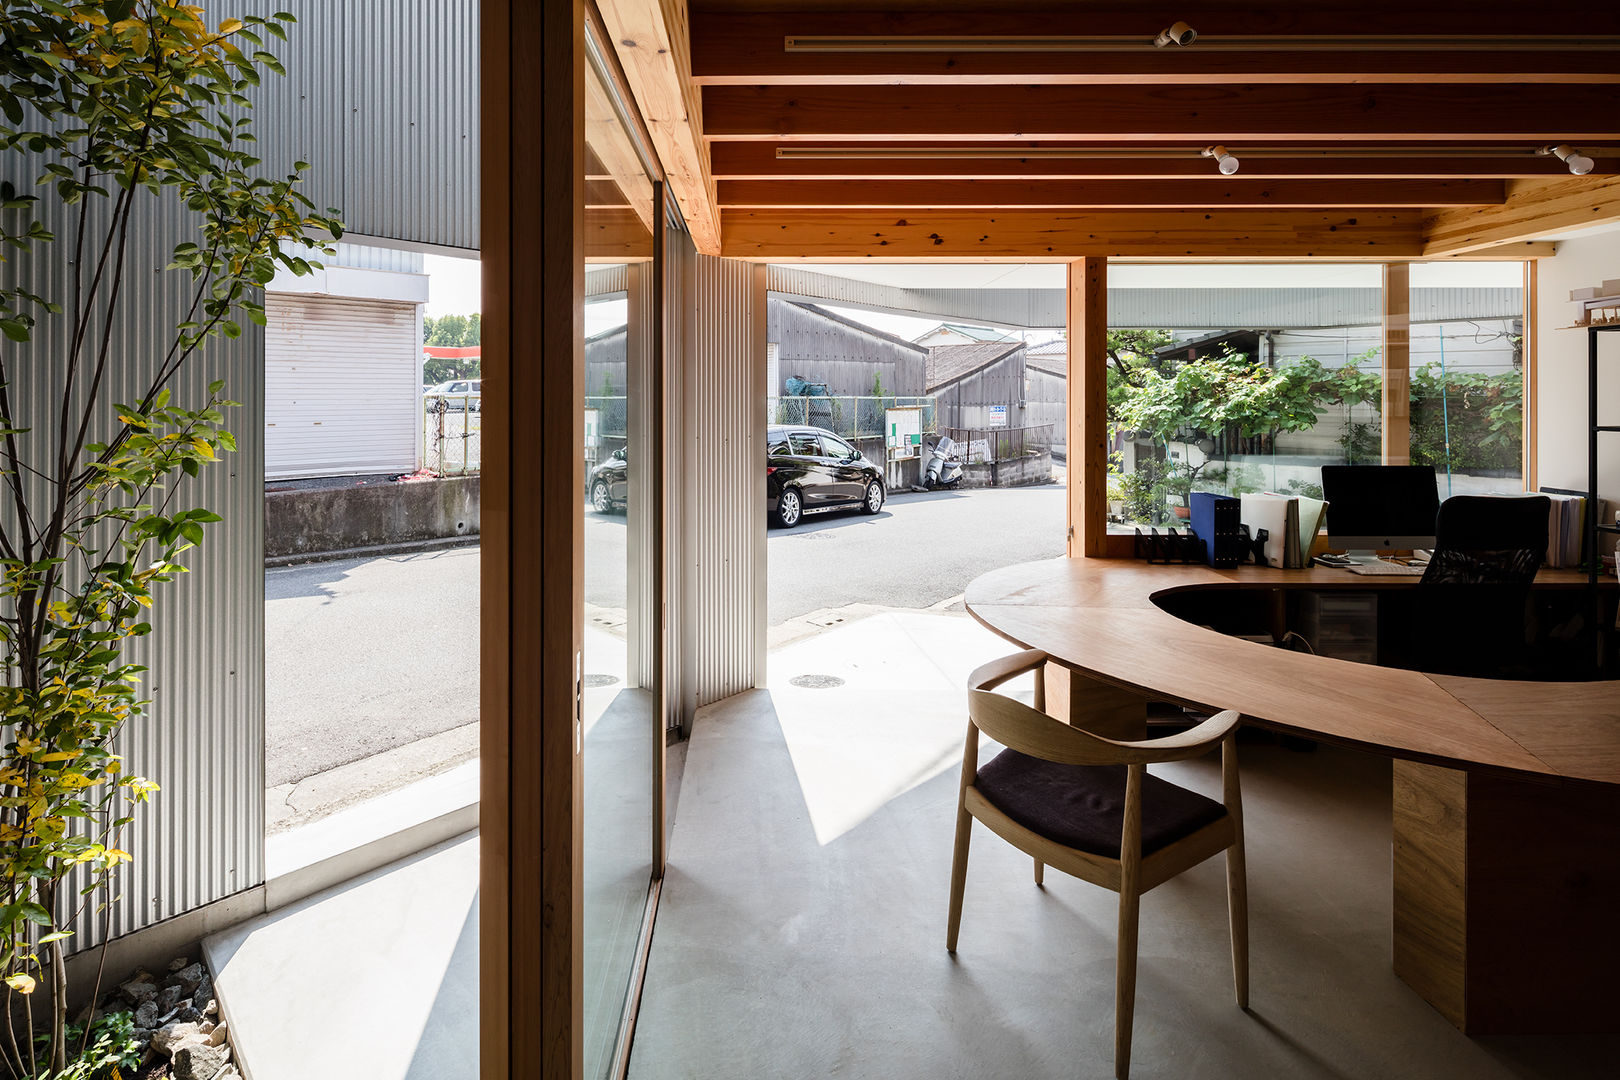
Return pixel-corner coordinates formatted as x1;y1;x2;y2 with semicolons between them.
964;559;1620;785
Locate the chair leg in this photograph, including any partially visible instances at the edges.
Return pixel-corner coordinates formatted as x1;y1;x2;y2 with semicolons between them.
946;804;973;953
1034;858;1044;888
1227;837;1249;1009
1115;883;1141;1080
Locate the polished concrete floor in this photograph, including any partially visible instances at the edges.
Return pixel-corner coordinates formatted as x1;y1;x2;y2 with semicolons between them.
628;610;1618;1080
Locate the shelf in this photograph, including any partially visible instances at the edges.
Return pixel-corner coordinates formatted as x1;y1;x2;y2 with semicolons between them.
1598;524;1620;535
1597;426;1620;433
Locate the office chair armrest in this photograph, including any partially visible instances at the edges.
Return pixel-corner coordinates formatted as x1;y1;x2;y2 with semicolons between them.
967;649;1049;694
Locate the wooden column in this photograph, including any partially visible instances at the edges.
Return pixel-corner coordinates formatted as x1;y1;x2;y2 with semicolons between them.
482;1;585;1078
1068;257;1109;557
1042;662;1147;741
1522;259;1539;490
1382;262;1412;464
1392;761;1620;1034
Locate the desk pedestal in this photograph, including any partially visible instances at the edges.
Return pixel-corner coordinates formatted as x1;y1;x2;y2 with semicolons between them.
1392;761;1620;1034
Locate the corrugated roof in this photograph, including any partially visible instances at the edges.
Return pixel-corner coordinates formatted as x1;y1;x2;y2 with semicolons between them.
1026;338;1067;376
926;342;1023;390
914;322;1020;344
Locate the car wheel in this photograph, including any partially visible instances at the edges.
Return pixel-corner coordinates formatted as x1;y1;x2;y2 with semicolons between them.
862;479;884;514
775;487;802;528
592;480;612;514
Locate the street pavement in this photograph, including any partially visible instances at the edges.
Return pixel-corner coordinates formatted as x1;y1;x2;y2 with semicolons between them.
267;482;1067;810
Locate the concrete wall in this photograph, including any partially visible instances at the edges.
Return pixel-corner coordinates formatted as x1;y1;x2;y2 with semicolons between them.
959;450;1054;489
265;477;479;558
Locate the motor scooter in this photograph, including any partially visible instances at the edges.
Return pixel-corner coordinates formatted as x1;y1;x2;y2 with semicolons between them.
921;435;964;490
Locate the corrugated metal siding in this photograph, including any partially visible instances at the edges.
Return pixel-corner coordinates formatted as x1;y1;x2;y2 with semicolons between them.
1;185;264;949
326;242;425;274
626;264;658;691
240;0;479;252
687;258;763;707
264;295;421;478
768;300;928;397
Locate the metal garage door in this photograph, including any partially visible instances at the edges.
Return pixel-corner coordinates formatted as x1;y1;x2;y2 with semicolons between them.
265;294;420;479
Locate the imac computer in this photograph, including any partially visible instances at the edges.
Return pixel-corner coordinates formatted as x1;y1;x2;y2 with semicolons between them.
1320;465;1440;564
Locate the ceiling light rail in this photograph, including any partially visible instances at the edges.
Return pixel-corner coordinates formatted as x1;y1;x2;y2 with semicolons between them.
781;34;1620;54
775;145;1611;162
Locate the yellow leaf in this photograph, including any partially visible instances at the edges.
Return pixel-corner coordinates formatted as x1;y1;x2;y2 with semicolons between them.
105;849;132;867
4;973;34;995
14;737;38;755
38;752;75;762
217;18;243;34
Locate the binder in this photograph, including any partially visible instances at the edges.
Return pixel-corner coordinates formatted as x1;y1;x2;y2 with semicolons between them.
1241;493;1301;568
1189;491;1242;567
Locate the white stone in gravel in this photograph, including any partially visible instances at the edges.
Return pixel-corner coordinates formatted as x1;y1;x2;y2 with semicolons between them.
171;1040;229;1080
152;1021;203;1055
207;1020;229;1047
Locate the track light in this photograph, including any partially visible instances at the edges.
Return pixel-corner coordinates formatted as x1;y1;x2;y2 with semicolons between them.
1540;144;1595;175
1154;21;1197;48
1202;145;1239;175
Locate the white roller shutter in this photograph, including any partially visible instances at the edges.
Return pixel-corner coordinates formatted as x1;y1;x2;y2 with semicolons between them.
265;294;420;479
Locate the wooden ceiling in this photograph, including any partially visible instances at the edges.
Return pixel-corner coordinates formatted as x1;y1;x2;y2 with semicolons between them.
601;1;1620;259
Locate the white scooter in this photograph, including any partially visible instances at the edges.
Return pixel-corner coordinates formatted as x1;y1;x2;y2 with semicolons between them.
921;436;964;490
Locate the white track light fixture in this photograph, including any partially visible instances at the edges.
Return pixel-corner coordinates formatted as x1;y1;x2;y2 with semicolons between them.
1202;145;1240;175
1540;144;1596;175
1153;21;1197;48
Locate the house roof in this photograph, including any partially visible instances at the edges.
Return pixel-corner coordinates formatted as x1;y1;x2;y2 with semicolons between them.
914;322;1019;345
925;342;1023;391
1025;339;1067;377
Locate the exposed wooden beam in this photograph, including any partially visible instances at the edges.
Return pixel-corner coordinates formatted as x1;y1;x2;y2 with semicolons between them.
692;12;1620;86
597;0;723;254
702;84;1620;142
584;59;657;235
721;209;1424;259
1422;175;1620;255
710;142;1612;181
716;178;1505;209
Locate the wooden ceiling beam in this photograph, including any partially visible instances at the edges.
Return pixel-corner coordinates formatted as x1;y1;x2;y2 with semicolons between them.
1423;175;1620;255
691;13;1620;86
709;142;1612;181
721;208;1424;259
703;84;1620;142
596;0;723;254
717;178;1506;209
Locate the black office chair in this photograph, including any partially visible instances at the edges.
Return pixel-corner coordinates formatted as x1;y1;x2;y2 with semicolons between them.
1411;495;1549;678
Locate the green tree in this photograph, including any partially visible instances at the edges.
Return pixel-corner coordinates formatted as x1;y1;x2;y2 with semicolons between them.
0;5;338;1074
423;311;480;347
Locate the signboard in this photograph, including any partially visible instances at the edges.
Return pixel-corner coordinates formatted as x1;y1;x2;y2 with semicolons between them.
987;404;1009;429
584;407;600;449
886;406;923;457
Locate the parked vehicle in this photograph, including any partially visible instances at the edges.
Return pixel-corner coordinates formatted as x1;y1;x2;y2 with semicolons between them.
922;435;964;490
589;447;627;513
767;425;885;528
425;378;481;412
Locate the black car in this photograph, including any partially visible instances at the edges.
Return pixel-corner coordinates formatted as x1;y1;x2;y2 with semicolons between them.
767;425;885;528
589;447;628;513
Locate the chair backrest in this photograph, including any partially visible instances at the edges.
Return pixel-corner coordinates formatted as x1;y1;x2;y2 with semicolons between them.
967;650;1240;767
1422;495;1549;586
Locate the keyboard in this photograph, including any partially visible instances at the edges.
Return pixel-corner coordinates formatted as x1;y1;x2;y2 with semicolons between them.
1346;561;1427;577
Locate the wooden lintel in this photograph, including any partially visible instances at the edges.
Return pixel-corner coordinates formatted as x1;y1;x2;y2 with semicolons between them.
597;0;723;254
716;178;1504;210
721;209;1424;260
1422;174;1620;255
703;84;1620;142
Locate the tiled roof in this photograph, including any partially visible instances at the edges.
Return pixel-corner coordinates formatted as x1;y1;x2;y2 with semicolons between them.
1026;339;1067;376
913;322;1019;344
925;342;1023;390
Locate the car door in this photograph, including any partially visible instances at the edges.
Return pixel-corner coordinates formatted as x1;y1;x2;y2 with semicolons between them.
819;433;866;502
787;430;832;505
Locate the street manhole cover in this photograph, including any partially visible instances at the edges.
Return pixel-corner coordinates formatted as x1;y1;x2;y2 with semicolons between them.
789;674;845;689
584;673;619;688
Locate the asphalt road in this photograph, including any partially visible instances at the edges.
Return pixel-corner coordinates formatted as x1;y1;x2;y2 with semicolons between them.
268;482;1067;787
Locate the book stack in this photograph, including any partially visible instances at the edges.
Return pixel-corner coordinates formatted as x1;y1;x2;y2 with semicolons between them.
1539;488;1605;568
1189;491;1241;568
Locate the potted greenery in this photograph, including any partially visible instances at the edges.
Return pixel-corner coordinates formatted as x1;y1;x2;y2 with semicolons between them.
0;6;338;1075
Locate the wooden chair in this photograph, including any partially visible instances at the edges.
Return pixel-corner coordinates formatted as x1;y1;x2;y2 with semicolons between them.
946;650;1247;1080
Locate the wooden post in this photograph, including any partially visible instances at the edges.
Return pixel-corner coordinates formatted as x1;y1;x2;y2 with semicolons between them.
1382;262;1412;465
1523;259;1539;490
482;1;585;1078
1068;257;1108;557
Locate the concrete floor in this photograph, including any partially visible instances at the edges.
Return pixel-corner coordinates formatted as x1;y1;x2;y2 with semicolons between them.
628;610;1619;1080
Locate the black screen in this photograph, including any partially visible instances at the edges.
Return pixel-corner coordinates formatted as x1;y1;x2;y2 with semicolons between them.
1321;465;1441;543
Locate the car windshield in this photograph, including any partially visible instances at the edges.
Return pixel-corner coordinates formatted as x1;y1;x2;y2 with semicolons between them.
824;436;854;459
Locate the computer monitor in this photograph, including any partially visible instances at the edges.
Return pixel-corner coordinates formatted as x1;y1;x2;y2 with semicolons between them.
1320;465;1440;562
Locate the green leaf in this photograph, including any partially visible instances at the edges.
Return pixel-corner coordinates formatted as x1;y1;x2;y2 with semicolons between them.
0;318;30;343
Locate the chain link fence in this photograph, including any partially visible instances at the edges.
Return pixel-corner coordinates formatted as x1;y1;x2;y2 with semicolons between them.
424;395;482;475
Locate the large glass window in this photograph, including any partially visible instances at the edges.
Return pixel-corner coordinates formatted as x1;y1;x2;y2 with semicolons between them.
1107;264;1383;530
582;34;657;1080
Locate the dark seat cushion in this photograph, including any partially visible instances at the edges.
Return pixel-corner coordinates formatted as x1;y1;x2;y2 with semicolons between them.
975;750;1227;858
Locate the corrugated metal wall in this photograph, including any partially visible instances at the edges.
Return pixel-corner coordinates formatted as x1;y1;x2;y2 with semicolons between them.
241;0;480;252
768;301;928;397
626;263;658;692
685;257;764;708
2;186;265;948
0;0;480;949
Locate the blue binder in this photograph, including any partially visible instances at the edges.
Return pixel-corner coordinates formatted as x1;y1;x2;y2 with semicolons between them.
1189;491;1242;568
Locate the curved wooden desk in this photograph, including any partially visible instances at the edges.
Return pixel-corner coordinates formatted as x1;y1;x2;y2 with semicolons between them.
965;558;1620;1035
